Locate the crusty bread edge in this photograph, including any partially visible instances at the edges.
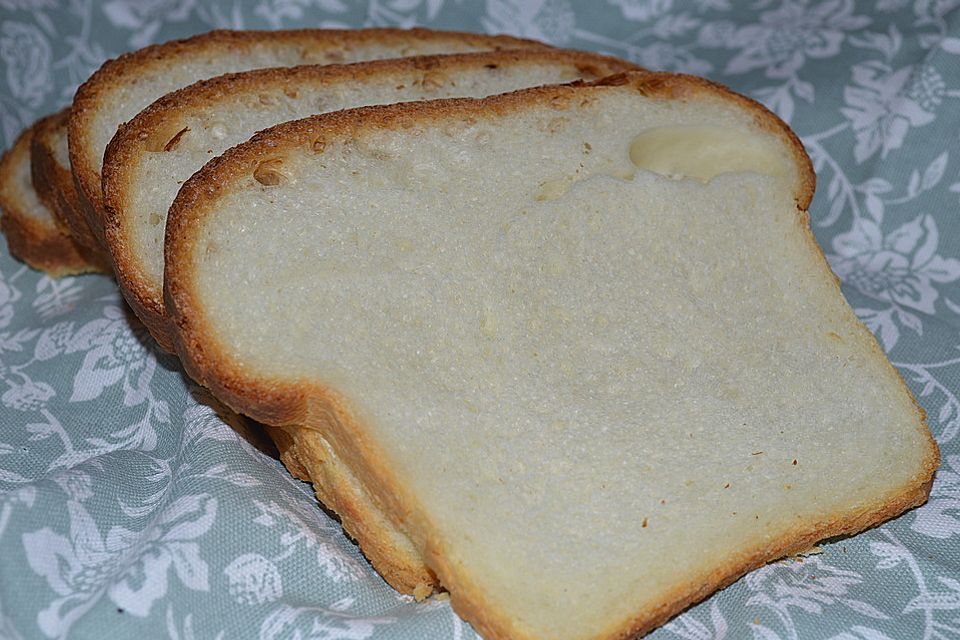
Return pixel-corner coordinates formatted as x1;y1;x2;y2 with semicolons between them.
164;71;938;640
0;121;103;277
31;110;111;272
30;111;73;235
271;425;440;594
102;48;640;353
69;27;550;249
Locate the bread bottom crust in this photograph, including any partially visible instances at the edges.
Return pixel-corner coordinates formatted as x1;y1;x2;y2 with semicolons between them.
268;424;439;595
261;412;936;640
0;207;105;277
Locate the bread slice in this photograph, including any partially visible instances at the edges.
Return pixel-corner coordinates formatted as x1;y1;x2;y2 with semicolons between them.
102;49;637;352
70;27;548;250
31;110;111;271
0;118;105;276
164;71;939;640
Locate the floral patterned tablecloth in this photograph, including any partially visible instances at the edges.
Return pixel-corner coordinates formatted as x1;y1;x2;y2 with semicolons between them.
1;1;959;639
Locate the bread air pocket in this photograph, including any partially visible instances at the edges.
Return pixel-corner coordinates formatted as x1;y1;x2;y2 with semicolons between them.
629;124;791;183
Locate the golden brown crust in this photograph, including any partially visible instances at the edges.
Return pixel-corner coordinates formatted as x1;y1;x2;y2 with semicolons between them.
611;479;936;640
164;70;937;640
0;121;104;277
30;111;72;235
31;110;111;271
105;247;171;351
101;48;639;353
269;425;439;594
69;27;550;249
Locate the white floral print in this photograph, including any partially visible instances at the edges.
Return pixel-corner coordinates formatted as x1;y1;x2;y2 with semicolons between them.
841;61;942;163
607;0;673;22
913;455;960;539
224;554;283;605
0;270;20;329
828;214;960;316
746;557;890;639
102;0;196;48
259;601;392;640
108;493;216;616
0;22;51;107
23;494;215;637
482;0;576;44
24;501;128;637
2;379;54;412
721;0;870;78
69;306;152;403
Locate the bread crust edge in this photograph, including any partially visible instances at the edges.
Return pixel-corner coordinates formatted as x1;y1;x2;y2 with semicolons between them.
30;110;73;235
270;425;439;594
0;121;104;277
32;110;111;272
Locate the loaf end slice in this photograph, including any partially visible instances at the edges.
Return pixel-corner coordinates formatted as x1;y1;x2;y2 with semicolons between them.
0;120;106;277
165;71;938;640
69;27;549;249
102;48;638;351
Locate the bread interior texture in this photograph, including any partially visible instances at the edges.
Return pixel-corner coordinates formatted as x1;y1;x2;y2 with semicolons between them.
184;89;933;639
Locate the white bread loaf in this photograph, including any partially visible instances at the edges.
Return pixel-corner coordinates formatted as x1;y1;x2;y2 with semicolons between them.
69;28;548;249
102;49;637;351
165;71;938;640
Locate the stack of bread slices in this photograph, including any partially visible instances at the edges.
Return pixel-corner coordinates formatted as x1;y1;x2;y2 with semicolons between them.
0;27;939;640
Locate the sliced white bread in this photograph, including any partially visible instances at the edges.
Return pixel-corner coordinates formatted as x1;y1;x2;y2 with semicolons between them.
70;27;548;249
31;110;111;271
0;119;104;276
102;49;638;352
164;71;939;639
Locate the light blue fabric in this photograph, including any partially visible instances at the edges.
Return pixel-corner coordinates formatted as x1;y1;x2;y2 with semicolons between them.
1;1;959;638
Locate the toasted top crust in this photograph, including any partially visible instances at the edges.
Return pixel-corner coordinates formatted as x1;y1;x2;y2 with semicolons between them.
101;48;638;351
166;71;934;640
69;27;549;240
